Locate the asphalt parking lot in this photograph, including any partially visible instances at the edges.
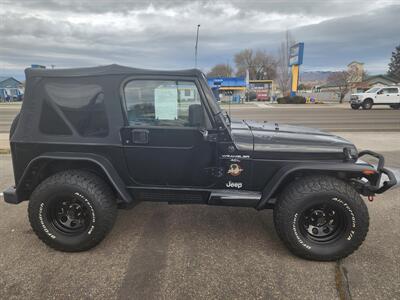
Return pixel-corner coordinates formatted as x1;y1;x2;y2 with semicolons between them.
0;103;399;299
0;102;400;134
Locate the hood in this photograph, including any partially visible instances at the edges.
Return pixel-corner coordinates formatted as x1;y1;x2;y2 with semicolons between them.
352;92;375;97
230;119;357;159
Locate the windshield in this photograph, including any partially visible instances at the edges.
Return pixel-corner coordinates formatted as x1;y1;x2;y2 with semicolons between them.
200;73;222;114
365;87;380;93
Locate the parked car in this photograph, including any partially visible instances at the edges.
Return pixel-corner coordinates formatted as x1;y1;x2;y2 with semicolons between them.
4;65;398;261
6;88;24;101
0;88;10;102
350;86;400;110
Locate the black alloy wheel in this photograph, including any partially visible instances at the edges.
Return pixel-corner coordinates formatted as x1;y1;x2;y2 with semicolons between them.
298;204;347;243
49;196;92;234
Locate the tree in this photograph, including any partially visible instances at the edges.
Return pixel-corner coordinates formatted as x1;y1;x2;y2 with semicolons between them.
327;71;350;103
234;49;277;80
276;30;296;96
388;44;400;79
207;63;233;77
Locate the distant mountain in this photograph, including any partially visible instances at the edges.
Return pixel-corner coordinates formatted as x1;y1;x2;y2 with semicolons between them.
300;71;335;83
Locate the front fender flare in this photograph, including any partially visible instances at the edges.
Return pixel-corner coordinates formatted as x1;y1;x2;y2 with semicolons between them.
17;152;133;204
256;162;374;210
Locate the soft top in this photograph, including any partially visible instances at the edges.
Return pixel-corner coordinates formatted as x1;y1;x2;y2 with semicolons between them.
25;64;203;78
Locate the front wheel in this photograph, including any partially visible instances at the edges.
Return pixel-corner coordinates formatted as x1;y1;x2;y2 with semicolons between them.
273;175;369;261
362;99;373;110
351;104;360;110
28;170;117;252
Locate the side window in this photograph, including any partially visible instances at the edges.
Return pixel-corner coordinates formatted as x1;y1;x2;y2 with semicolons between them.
380;88;398;94
124;80;203;127
40;83;109;137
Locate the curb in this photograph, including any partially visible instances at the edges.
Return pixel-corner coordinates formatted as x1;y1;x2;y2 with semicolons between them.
0;148;10;154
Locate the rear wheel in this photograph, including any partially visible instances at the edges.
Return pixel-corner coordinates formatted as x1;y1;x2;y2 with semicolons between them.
28;170;117;252
362;99;373;110
390;104;400;109
273;175;369;261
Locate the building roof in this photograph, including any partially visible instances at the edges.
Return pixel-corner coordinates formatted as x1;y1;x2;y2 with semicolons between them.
365;74;399;84
0;76;22;84
249;79;273;83
0;76;22;87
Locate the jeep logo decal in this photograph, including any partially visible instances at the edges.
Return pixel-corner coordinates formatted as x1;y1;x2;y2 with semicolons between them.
226;181;243;189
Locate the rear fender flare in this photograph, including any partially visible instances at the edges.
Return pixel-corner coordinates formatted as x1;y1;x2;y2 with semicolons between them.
17;152;133;204
257;162;373;210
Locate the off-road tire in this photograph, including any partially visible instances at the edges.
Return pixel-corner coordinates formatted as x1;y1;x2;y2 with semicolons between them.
28;170;117;252
274;175;369;261
390;104;400;110
362;99;373;110
350;104;360;110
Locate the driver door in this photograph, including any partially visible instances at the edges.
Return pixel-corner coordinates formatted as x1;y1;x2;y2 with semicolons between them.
120;78;217;187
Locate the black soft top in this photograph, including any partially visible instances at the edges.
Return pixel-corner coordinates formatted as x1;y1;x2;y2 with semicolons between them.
14;64;220;145
25;64;203;78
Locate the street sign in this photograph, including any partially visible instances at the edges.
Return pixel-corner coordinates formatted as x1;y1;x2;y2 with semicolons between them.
289;43;304;66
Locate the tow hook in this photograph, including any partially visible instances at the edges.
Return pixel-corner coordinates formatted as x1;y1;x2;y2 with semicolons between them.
368;195;375;202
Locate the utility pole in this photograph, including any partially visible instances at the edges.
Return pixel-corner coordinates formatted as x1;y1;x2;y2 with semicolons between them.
195;24;200;69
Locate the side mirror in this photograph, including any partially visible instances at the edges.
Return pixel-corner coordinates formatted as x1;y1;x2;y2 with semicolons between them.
188;104;204;127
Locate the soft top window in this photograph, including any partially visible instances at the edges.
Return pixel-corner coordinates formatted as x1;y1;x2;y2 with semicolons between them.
45;83;102;108
40;82;109;137
123;80;204;127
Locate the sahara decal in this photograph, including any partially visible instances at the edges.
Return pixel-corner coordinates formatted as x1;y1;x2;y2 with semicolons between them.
226;181;243;189
221;154;250;159
227;163;244;177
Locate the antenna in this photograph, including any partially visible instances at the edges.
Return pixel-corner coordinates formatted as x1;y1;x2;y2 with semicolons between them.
194;24;200;68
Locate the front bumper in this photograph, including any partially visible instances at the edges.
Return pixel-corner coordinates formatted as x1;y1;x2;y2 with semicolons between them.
356;150;398;195
350;99;362;104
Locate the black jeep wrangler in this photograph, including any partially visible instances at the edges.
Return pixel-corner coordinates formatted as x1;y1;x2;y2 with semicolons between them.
4;65;397;261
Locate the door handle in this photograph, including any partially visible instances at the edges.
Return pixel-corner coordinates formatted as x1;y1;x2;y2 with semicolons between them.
132;129;149;144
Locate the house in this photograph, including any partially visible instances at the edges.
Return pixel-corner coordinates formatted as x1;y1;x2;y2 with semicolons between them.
0;77;24;102
0;76;22;89
207;77;246;102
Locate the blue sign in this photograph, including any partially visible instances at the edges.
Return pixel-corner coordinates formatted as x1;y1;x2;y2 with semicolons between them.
289;43;304;66
31;64;46;69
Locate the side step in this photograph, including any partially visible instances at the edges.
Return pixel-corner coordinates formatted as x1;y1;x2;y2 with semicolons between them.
208;190;261;207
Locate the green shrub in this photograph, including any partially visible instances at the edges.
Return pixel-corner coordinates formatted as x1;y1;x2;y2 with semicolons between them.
277;96;306;104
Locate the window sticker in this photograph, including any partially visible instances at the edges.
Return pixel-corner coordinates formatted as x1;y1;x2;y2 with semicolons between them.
154;86;178;120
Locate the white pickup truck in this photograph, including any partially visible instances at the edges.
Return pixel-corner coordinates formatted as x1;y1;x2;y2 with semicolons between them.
350;86;400;110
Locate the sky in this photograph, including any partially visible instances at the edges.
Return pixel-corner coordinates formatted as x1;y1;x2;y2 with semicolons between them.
0;0;399;80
